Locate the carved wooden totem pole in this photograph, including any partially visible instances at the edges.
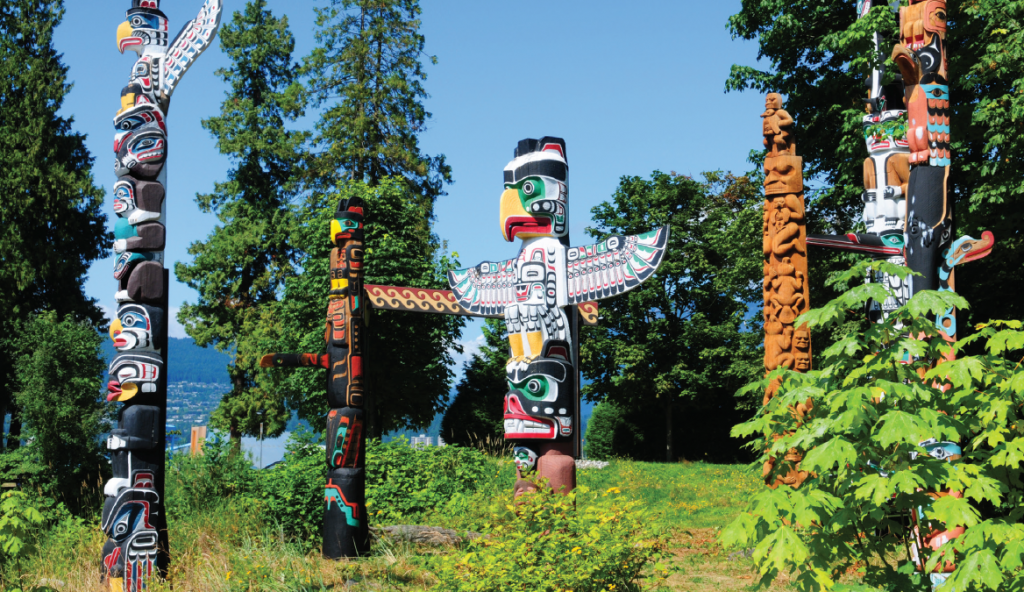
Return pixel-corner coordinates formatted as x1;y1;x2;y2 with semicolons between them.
448;137;669;496
259;198;370;559
101;1;221;588
761;94;813;489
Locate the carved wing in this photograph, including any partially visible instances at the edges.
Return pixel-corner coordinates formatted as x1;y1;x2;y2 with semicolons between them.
446;257;518;316
566;225;670;304
161;0;223;100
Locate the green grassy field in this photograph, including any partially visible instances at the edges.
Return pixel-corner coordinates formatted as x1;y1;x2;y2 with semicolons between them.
11;460;794;591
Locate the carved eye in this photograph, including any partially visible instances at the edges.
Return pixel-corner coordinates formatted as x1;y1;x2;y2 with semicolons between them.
522;181;535;195
131;16;145;27
527;379;541;393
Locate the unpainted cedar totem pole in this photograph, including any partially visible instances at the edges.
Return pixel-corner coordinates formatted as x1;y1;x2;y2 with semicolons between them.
448;137;669;495
760;94;813;489
101;1;222;589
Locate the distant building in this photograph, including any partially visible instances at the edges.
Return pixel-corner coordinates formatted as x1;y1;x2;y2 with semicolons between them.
411;434;432;448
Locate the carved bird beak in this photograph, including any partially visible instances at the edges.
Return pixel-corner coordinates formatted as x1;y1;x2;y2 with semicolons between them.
117;21;140;53
500;188;529;242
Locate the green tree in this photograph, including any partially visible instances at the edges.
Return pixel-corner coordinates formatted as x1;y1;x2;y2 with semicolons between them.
580;172;763;463
441;318;507;447
726;0;1024;334
721;261;1024;592
301;0;451;206
175;1;304;447
267;178;464;438
0;312;108;515
0;0;109;444
584;400;629;461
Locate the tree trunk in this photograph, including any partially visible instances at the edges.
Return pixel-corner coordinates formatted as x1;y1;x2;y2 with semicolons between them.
7;405;22;451
664;395;673;463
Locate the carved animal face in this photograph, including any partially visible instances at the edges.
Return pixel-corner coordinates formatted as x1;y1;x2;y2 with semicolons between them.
110;303;162;352
513;446;538;474
114;129;166;178
500;137;568;241
117;4;169;54
504;354;574;440
108;352;162;402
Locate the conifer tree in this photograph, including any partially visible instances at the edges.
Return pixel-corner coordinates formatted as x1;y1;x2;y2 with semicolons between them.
175;0;304;447
302;0;451;206
0;0;108;440
441;319;507;447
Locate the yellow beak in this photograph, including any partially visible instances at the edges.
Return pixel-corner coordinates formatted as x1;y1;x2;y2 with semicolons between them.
500;188;528;242
117;382;139;402
116;21;134;53
109;319;123;340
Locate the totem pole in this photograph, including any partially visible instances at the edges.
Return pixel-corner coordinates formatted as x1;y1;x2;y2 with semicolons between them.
761;94;813;489
101;1;221;588
259;198;370;559
447;137;669;496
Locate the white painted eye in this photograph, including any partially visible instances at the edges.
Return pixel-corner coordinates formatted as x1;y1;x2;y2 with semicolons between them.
522;181;535;195
527;379;541;393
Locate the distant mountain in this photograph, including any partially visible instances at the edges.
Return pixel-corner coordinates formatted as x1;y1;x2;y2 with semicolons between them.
101;337;231;384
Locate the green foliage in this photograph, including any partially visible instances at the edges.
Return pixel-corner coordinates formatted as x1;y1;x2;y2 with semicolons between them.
584;400;628;461
726;0;1024;331
0;312;108;514
365;437;498;524
255;427;324;549
581;171;763;462
165;434;260;519
0;491;45;564
175;0;305;444
301;0;451;204
269;178;464;436
441;319;507;447
720;260;1024;591
433;485;670;592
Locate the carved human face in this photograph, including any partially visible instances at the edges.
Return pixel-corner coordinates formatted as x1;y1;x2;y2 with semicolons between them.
513;446;538;474
794;329;811;350
765;93;782;111
764;155;802;196
504;356;574;440
795;352;811;371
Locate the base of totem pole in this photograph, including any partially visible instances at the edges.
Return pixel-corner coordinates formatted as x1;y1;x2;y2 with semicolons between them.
514;442;575;496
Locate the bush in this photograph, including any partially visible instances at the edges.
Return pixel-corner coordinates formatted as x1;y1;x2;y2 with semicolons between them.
366;437;502;524
433;484;669;592
0;491;45;565
165;433;259;519
257;427;324;549
720;261;1024;591
584;400;625;460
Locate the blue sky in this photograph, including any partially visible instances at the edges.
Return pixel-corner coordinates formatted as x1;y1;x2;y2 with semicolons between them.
55;0;767;367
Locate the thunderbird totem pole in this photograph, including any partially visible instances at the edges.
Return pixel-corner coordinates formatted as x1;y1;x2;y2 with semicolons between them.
101;1;221;588
760;94;813;489
448;137;669;496
259;198;371;559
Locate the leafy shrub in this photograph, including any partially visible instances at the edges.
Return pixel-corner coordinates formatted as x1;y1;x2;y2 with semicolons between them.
584;400;625;460
433;485;669;592
0;491;46;565
257;427;324;549
366;437;502;524
721;261;1024;591
165;432;259;518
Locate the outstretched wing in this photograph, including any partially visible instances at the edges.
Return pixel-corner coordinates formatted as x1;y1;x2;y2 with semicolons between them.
566;225;670;304
161;0;223;100
447;258;518;316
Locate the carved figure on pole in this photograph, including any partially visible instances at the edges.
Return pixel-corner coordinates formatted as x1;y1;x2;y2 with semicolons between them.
447;137;669;496
260;197;370;559
101;1;222;589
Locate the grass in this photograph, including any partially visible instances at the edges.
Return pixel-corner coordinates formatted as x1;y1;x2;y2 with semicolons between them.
9;459;793;591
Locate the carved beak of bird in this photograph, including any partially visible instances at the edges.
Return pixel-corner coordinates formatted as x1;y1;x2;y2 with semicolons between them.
961;230;996;263
117;21;140;53
500;188;550;242
109;319;128;349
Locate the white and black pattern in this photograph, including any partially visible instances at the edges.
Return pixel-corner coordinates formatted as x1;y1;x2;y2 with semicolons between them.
565;225;670;304
161;0;223;100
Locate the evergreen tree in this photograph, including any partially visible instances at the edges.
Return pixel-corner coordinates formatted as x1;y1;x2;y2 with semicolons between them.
583;401;629;461
441;319;507;447
268;179;464;439
0;311;109;515
301;0;451;206
175;1;304;447
0;0;108;444
580;172;763;463
726;0;1024;332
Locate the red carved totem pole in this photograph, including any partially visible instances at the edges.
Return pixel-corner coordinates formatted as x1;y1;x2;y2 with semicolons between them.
761;94;813;489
